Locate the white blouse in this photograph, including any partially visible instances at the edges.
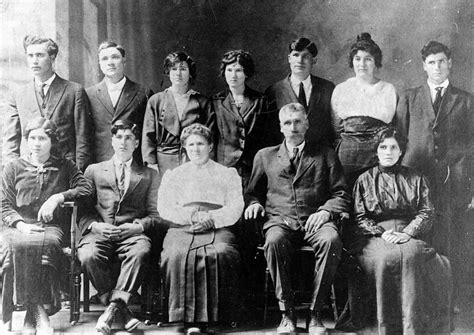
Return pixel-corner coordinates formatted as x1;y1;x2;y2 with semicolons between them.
157;159;244;228
331;77;397;124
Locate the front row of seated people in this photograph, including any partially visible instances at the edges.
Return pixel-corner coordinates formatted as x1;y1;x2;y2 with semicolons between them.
1;107;451;335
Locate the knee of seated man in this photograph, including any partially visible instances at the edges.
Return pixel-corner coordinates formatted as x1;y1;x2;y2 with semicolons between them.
311;227;342;253
264;229;291;250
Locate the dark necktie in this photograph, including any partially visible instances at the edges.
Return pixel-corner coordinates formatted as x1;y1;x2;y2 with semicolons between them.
290;147;300;171
433;86;443;116
39;83;46;100
298;82;307;109
118;163;126;196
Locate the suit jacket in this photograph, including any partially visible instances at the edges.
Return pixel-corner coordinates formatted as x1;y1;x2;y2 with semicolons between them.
245;142;351;231
78;159;160;236
210;87;280;180
141;89;213;172
394;83;473;207
86;77;153;163
265;74;335;145
4;75;92;171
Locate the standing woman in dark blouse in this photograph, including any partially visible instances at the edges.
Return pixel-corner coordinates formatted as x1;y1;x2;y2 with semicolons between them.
0;118;92;334
142;52;214;181
209;50;280;188
336;128;452;334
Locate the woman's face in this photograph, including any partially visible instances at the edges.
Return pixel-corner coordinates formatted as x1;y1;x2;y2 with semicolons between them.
27;128;52;161
353;50;376;79
169;61;190;88
225;62;246;90
377;137;402;167
185;134;212;166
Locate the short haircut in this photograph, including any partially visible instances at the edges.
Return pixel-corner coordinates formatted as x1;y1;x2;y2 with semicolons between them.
348;33;383;68
23;35;59;58
421;41;451;61
24;117;60;156
163;52;197;80
219;50;255;78
289;37;318;57
98;41;126;57
279;103;308;121
376;127;407;154
111;119;140;139
181;123;213;146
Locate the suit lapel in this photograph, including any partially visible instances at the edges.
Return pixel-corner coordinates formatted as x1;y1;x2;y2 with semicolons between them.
102;159;120;194
276;143;293;178
307;75;321;115
44;76;67;119
421;85;437;128
221;92;242;119
25;81;42;115
114;78;138;122
96;80;115;116
293;147;316;184
122;160;143;201
239;88;254;118
284;76;299;102
160;90;181;137
434;85;455;127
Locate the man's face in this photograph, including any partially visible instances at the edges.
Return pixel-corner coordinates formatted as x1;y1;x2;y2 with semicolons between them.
280;110;309;145
423;52;452;85
111;129;138;162
26;43;54;79
99;47;125;80
288;49;314;78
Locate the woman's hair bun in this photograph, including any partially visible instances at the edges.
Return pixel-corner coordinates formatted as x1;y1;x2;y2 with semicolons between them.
357;32;372;42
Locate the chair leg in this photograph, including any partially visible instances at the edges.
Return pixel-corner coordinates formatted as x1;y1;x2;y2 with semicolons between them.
157;275;166;326
143;282;154;325
330;284;338;321
70;271;81;325
1;271;13;330
263;267;270;326
83;273;90;312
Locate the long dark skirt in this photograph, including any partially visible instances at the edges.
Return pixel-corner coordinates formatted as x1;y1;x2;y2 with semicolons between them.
337;223;452;334
161;227;240;323
337;116;389;187
1;226;64;321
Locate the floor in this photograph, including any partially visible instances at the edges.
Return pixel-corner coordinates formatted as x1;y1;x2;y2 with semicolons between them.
3;288;474;334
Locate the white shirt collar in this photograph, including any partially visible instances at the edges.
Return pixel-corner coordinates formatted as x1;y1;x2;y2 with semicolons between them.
290;74;311;89
113;155;133;169
105;76;127;92
36;73;56;91
427;78;449;91
285;140;305;158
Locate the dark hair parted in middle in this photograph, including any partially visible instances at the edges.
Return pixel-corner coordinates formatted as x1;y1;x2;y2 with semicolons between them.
163;52;197;80
24;117;60;156
181;123;213;146
111;119;140;139
349;33;383;68
219;50;255;78
376;127;408;154
98;41;126;57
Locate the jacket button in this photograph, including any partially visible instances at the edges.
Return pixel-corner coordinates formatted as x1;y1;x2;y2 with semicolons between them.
434;145;438;150
296;201;303;206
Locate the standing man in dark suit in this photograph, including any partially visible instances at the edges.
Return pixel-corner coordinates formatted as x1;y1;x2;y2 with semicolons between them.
265;37;335;146
78;120;160;335
4;35;92;171
86;41;153;163
394;41;473;310
245;103;350;334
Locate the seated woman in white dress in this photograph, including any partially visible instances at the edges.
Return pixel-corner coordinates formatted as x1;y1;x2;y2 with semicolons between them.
157;123;244;334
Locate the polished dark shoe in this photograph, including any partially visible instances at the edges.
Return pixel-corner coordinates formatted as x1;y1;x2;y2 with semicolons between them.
308;310;327;335
95;302;119;335
121;305;141;332
277;310;297;334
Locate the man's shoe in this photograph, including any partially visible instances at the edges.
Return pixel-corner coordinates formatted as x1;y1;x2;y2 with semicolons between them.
121;305;141;332
277;310;297;333
308;310;327;335
95;302;119;335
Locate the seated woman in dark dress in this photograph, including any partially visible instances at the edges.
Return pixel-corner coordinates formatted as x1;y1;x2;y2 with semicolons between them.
157;123;244;334
0;118;92;334
337;128;452;334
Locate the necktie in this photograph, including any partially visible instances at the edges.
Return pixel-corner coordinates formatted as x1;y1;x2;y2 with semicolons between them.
298;82;307;109
433;86;443;116
118;163;125;196
39;83;46;100
290;147;300;171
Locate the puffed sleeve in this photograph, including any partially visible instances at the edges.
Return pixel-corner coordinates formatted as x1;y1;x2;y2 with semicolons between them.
157;169;194;225
330;84;344;142
353;174;385;236
209;167;244;229
402;174;434;237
